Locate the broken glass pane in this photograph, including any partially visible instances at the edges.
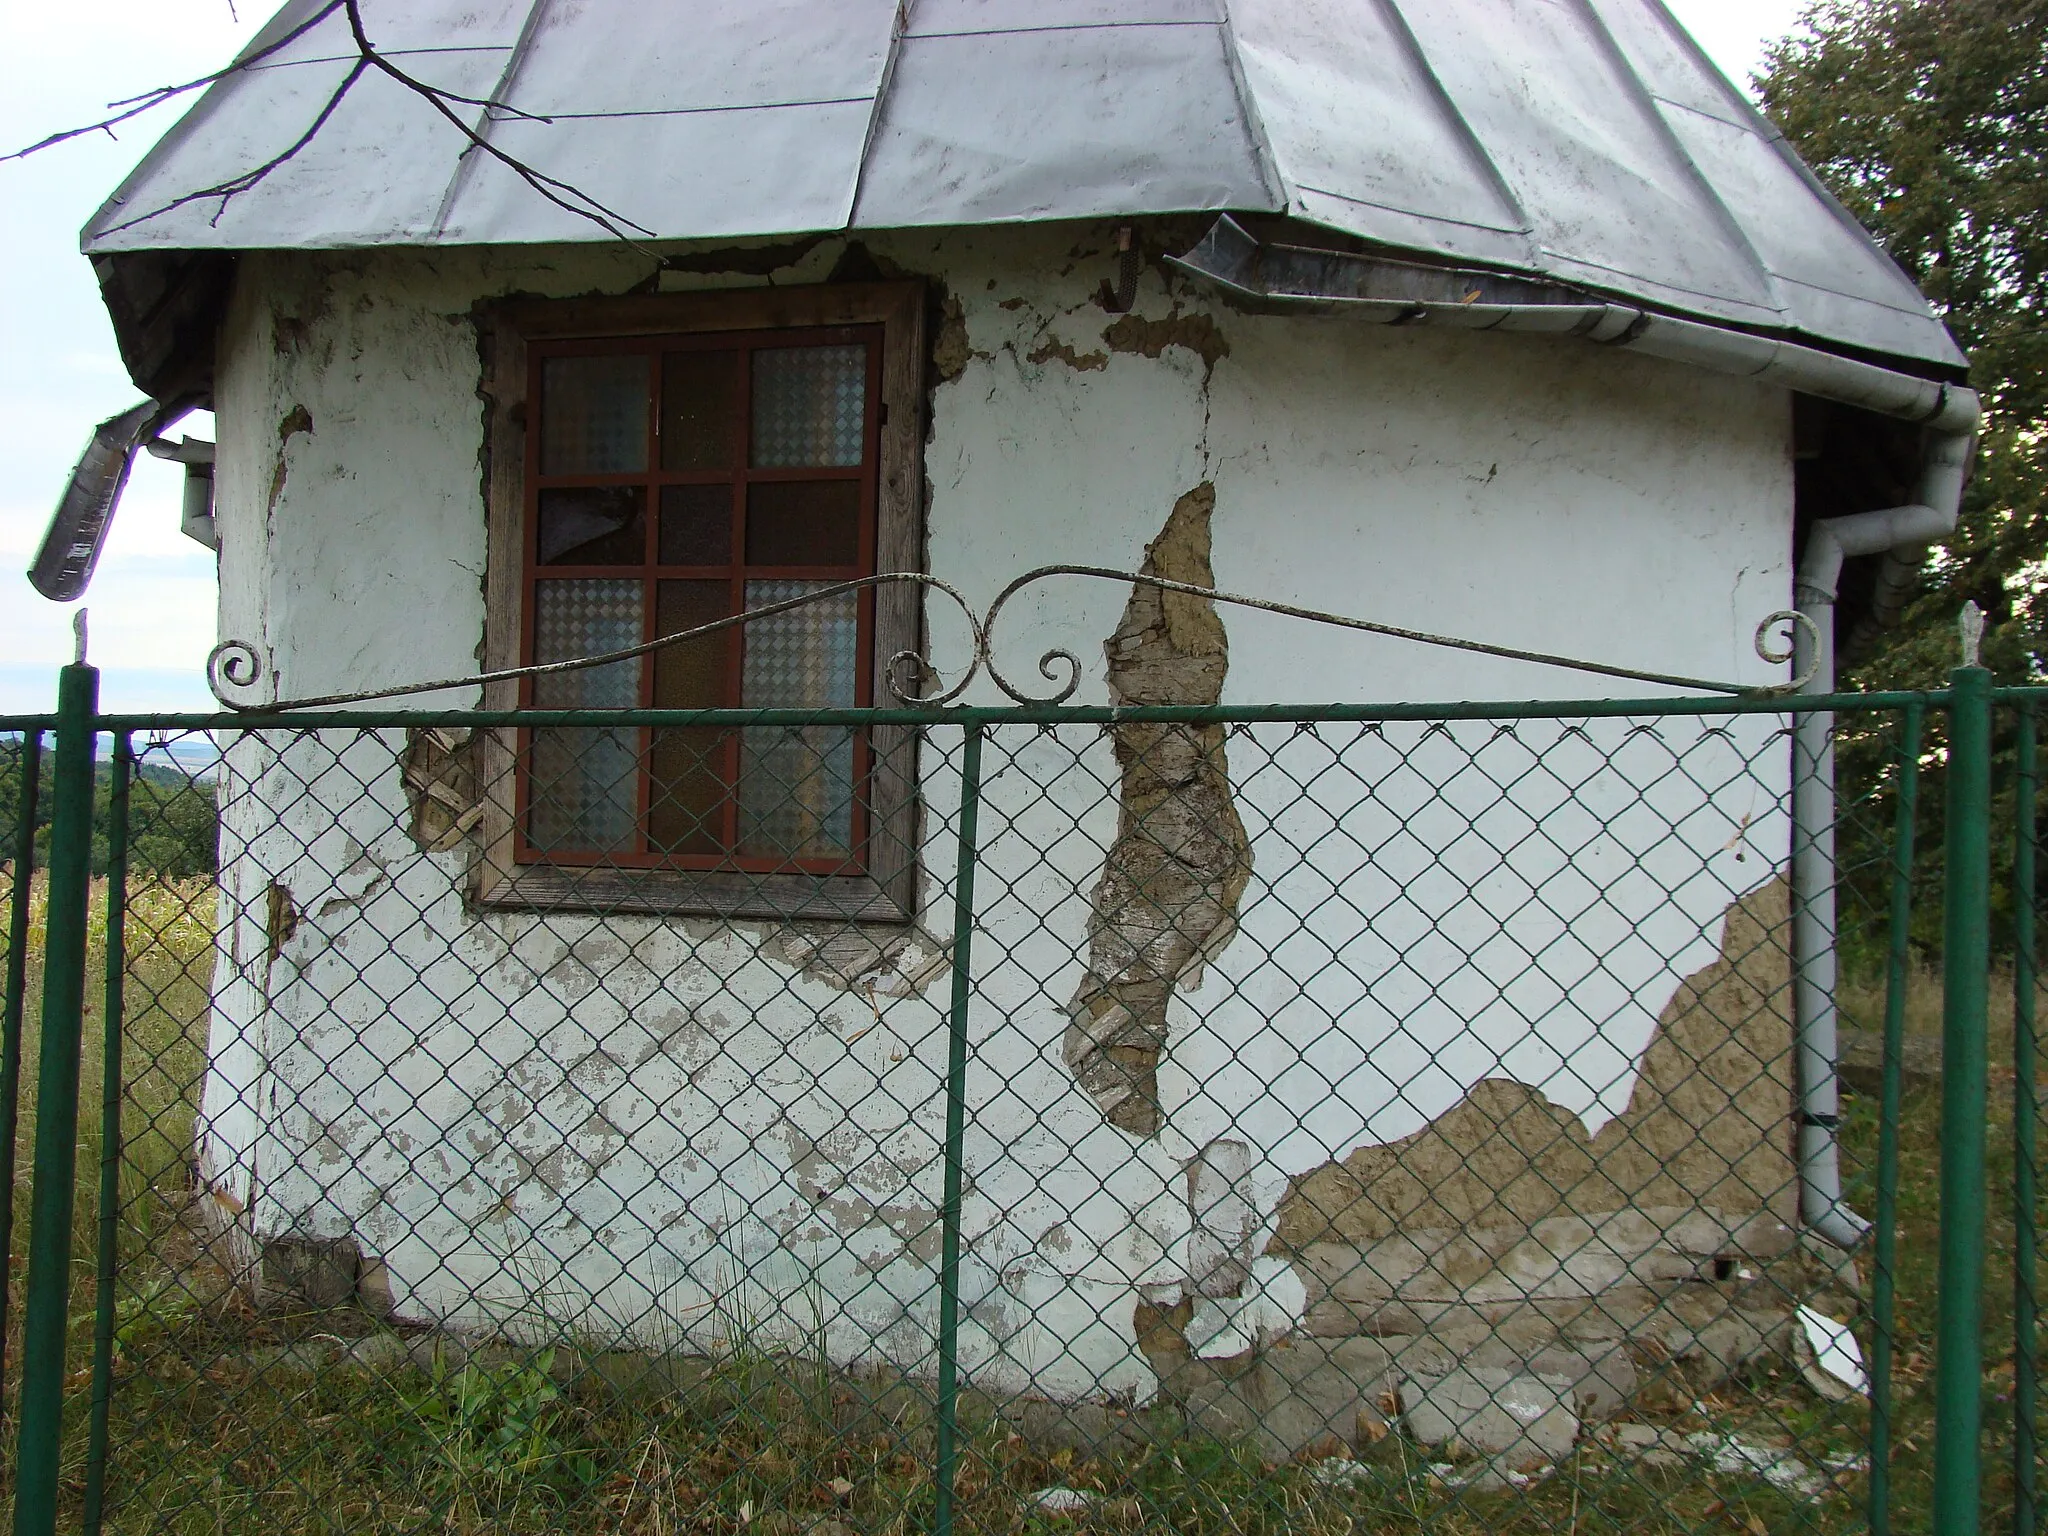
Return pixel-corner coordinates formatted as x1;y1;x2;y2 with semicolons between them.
537;486;645;565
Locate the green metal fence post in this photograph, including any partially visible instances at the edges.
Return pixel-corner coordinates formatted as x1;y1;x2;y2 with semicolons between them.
0;727;43;1418
81;733;132;1535
1871;700;1924;1536
934;720;983;1536
12;661;99;1536
1937;660;1994;1536
2017;699;2040;1535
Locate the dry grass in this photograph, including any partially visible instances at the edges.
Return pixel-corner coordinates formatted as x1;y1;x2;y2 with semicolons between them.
0;864;2035;1534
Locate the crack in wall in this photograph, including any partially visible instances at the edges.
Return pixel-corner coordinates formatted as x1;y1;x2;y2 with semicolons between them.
1064;483;1253;1137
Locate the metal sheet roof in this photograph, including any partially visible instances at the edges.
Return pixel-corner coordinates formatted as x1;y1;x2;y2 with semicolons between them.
81;0;1966;374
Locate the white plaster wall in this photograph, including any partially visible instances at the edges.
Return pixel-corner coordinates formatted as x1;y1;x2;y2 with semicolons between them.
198;225;1793;1398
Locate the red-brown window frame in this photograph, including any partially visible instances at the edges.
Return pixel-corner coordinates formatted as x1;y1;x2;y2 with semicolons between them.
513;325;884;874
473;283;926;923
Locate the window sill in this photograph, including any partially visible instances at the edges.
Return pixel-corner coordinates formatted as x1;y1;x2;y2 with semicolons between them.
473;861;916;924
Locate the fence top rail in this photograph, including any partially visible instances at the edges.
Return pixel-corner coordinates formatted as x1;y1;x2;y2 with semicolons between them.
0;719;56;734
85;690;1952;734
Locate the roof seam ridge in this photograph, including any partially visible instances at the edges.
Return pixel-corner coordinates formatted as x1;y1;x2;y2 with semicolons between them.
1567;0;1788;320
516;97;873;122
1215;1;1288;214
846;0;912;233
1360;0;1536;248
428;0;555;241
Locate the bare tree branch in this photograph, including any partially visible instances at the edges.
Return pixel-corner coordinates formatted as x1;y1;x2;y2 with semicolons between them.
2;2;345;162
12;0;662;257
94;55;370;236
339;0;660;252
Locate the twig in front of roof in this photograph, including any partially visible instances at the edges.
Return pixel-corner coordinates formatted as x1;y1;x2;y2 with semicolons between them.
95;56;372;237
0;2;345;163
339;0;662;254
10;0;655;257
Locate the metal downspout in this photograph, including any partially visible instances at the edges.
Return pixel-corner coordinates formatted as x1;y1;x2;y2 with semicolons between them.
1792;430;1974;1247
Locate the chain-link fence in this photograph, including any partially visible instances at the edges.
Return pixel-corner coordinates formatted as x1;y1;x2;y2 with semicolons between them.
0;676;2025;1534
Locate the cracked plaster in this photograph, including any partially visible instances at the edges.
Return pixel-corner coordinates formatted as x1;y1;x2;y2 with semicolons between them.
199;222;1796;1401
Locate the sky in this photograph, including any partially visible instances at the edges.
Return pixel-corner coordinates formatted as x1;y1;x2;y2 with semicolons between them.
0;0;1814;715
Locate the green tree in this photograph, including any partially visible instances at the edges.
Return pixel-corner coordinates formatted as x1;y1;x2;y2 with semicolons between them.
1762;0;2048;691
0;737;219;881
1760;0;2048;954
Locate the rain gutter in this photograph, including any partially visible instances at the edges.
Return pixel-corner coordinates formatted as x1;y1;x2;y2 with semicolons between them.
1172;214;1985;1249
1169;215;1979;431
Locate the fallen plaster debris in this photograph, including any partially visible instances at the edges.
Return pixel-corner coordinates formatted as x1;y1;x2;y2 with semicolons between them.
1400;1366;1578;1469
1028;1487;1096;1515
1427;1459;1547;1491
1796;1304;1869;1398
1684;1433;1829;1499
1184;1256;1306;1359
1307;1458;1374;1490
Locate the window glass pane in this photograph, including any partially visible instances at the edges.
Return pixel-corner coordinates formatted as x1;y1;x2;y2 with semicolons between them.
739;580;858;861
659;484;733;565
660;349;737;471
540;354;648;474
651;580;732;856
750;345;866;469
537;486;645;565
529;577;643;853
745;481;861;567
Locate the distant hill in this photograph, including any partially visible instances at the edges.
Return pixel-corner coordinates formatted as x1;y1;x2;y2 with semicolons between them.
1;736;219;878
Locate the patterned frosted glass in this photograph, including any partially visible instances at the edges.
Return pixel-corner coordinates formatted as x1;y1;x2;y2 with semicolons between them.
739;580;857;860
541;354;648;474
750;345;866;469
529;578;643;853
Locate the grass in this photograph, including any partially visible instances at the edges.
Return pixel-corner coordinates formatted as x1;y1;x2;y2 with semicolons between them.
0;862;2037;1534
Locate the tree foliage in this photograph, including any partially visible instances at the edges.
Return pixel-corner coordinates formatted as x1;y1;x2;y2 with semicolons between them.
1761;0;2048;689
0;738;219;882
1760;0;2048;957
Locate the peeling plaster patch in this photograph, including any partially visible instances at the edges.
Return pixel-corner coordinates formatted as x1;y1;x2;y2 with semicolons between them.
767;925;951;997
1026;339;1109;373
265;883;298;961
1102;309;1230;377
1276;880;1796;1252
661;237;825;277
1065;484;1253;1137
402;727;482;851
933;294;974;383
266;403;314;518
316;844;389;917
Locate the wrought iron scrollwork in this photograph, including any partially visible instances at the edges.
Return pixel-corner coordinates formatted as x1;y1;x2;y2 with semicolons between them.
206;567;1820;711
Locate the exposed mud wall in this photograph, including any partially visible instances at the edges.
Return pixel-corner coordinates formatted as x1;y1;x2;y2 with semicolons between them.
1277;879;1795;1251
1065;485;1253;1136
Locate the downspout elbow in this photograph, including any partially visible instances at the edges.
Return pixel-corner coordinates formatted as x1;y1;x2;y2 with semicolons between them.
1792;453;1969;1248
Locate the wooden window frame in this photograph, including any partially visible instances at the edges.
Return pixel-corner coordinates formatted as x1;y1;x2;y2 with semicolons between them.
473;282;926;924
